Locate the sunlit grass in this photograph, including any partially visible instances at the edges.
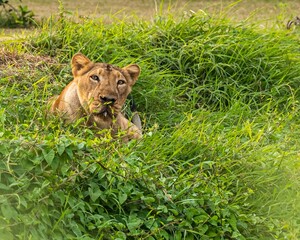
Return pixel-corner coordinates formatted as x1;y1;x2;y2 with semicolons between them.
0;8;300;239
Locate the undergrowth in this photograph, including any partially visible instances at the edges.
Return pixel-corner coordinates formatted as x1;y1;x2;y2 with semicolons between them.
0;8;300;240
0;0;35;28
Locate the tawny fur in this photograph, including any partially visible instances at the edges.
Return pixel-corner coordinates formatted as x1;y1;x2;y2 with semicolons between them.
50;53;142;141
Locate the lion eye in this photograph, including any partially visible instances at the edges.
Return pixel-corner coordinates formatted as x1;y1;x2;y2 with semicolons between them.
117;80;126;85
90;75;100;81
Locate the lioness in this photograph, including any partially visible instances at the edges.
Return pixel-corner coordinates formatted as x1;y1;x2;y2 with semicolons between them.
50;53;142;141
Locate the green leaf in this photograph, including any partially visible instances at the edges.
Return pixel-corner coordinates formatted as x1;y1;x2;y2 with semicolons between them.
1;203;18;220
159;229;169;239
0;229;14;240
77;142;85;150
175;231;182;240
118;192;127;205
51;156;59;170
145;219;158;230
54;190;66;205
61;163;70;176
229;214;238;231
19;196;27;208
127;214;142;233
157;205;168;213
185;207;198;220
114;231;126;240
141;196;155;204
89;184;102;202
0;144;8;155
65;148;73;159
70;222;82;237
56;143;65;156
0;183;10;191
196;224;209;235
42;149;55;165
209;215;219;227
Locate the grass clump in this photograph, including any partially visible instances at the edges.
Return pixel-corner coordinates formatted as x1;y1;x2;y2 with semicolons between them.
28;12;300;115
0;9;300;240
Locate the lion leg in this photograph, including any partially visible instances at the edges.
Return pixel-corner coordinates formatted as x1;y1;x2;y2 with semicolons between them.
131;112;142;132
116;113;142;141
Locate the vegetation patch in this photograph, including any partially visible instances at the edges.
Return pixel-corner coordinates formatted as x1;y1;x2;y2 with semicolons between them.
0;9;300;240
0;49;58;72
0;0;34;28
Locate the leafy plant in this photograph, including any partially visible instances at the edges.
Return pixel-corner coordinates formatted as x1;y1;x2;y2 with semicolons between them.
0;7;300;240
0;0;34;27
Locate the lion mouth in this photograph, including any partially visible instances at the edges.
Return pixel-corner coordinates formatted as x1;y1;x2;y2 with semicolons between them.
100;109;111;118
92;106;114;118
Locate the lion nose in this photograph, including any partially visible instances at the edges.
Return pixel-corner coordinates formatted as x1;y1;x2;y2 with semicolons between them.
100;96;116;105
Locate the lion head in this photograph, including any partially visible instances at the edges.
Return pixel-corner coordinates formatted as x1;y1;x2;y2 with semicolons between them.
71;53;140;120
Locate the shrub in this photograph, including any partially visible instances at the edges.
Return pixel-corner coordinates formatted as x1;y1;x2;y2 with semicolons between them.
0;0;34;27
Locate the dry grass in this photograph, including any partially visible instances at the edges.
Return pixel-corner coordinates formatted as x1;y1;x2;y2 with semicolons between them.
0;48;56;67
0;48;60;78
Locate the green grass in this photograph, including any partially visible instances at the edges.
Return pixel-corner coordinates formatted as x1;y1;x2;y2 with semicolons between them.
1;8;300;240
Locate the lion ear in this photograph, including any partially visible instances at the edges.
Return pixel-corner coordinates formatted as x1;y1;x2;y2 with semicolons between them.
71;53;91;77
124;64;141;84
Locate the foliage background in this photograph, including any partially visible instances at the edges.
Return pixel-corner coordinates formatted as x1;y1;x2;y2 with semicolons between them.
0;1;300;239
